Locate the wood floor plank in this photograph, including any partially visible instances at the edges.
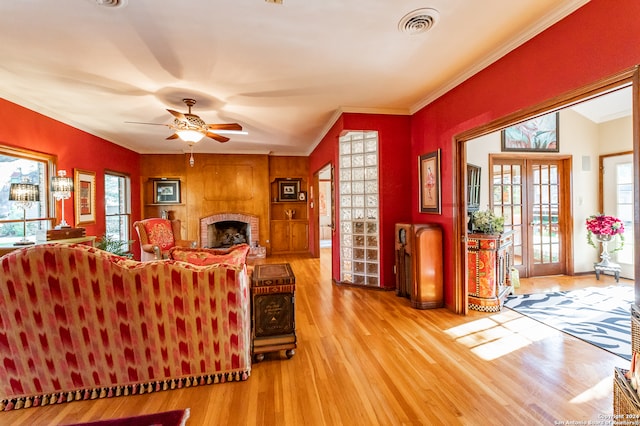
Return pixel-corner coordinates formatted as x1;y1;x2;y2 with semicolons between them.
0;252;626;425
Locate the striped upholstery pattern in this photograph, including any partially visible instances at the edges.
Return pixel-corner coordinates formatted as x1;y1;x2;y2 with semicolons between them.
0;243;251;410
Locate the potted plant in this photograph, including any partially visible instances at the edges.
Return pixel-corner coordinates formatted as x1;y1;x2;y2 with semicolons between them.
471;209;505;234
95;234;134;258
586;213;625;253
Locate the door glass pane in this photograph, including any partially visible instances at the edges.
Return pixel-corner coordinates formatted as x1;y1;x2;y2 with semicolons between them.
531;162;560;266
491;160;524;267
616;162;634;266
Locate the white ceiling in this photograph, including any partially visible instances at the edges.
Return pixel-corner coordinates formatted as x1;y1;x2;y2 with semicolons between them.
0;0;589;156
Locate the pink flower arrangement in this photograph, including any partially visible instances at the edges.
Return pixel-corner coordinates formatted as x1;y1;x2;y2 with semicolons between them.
586;214;625;252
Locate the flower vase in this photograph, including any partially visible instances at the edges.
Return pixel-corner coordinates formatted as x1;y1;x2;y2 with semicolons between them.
594;234;618;268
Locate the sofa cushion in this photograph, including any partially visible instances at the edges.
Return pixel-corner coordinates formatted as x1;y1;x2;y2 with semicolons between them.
142;218;175;250
168;244;250;266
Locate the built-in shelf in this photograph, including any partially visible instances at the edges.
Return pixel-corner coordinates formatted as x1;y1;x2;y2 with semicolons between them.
271;201;307;204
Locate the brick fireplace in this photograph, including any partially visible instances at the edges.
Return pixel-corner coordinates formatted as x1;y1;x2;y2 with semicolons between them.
200;213;260;248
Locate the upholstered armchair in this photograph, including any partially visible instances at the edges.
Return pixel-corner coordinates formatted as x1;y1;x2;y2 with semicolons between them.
133;218;197;261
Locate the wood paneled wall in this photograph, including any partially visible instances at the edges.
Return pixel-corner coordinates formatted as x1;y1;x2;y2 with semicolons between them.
140;153;270;247
140;154;308;253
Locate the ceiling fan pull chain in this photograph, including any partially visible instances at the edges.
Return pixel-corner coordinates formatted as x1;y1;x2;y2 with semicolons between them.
189;145;195;167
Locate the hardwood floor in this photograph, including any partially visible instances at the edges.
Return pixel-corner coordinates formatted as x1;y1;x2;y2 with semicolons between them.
1;252;629;425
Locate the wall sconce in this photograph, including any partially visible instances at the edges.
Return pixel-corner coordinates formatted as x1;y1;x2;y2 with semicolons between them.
8;180;40;246
51;170;74;229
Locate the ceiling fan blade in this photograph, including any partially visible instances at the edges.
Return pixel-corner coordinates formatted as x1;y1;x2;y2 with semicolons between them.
166;133;180;140
125;121;168;126
167;109;187;122
206;132;230;143
207;123;243;131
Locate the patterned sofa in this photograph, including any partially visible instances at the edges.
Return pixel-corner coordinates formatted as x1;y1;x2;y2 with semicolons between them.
0;243;251;410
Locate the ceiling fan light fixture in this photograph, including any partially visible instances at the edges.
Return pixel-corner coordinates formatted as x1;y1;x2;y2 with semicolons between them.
176;129;205;143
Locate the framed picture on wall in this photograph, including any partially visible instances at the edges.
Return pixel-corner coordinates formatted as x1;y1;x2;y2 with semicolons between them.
74;169;96;225
153;179;181;204
277;178;301;201
501;112;559;152
419;150;441;214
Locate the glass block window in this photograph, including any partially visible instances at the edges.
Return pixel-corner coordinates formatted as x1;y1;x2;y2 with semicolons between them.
339;131;379;286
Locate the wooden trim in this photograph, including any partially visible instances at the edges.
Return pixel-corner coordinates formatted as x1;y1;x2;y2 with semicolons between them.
633;67;640;306
457;66;638;143
454;135;467;314
597;150;634;214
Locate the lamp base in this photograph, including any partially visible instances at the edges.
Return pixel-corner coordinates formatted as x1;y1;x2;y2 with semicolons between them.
13;240;35;246
54;224;72;230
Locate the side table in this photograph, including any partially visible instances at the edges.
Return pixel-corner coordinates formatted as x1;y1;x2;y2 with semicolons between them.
251;263;297;362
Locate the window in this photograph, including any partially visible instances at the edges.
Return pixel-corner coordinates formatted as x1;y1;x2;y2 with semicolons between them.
338;131;380;286
0;146;54;244
104;172;131;249
615;161;633;265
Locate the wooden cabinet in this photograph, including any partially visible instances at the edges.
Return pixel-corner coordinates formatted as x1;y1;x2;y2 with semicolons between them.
251;263;297;362
268;156;309;254
269;190;309;254
394;223;443;309
270;220;309;254
467;231;514;312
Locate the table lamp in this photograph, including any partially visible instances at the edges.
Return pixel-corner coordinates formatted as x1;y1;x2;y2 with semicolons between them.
9;180;40;246
51;170;74;229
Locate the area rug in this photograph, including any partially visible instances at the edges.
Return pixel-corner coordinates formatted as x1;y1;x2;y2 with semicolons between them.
503;285;633;360
64;408;190;426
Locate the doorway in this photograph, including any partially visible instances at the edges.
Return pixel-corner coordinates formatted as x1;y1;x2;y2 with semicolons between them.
317;165;333;248
316;164;333;278
455;69;637;314
602;152;635;279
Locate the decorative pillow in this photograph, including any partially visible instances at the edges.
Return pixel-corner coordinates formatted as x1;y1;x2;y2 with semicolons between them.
169;244;249;266
143;219;175;251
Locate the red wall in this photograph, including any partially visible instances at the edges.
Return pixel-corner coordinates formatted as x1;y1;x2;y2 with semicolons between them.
310;0;640;305
0;98;142;257
309;113;411;288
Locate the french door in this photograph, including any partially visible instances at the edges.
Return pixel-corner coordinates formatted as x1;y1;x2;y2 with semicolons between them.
490;156;570;278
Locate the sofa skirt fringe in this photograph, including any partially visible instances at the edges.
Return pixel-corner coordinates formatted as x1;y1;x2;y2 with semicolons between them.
1;369;251;411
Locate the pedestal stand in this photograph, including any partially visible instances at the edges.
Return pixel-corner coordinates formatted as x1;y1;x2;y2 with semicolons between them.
594;235;621;282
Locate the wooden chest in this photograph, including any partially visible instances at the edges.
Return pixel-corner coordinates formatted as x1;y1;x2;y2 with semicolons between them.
251;263;297;361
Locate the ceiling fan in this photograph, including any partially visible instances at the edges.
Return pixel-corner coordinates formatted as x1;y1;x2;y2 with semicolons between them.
128;98;244;144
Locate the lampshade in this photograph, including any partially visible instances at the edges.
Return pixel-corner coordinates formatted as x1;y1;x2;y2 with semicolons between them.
9;181;40;245
9;182;40;203
51;171;74;194
176;129;205;143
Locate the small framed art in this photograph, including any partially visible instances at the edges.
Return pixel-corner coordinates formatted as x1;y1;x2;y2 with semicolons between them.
74;169;96;225
419;150;441;214
501;112;559;152
153;179;181;204
277;178;301;201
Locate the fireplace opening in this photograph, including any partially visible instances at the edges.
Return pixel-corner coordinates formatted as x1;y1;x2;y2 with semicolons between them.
207;220;250;248
200;213;259;249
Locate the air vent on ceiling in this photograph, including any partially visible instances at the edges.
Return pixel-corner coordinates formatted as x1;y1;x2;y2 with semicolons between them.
94;0;127;8
398;8;440;35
